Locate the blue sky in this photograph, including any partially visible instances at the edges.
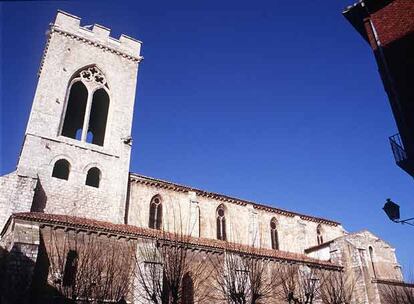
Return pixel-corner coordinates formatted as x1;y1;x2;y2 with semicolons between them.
1;1;413;276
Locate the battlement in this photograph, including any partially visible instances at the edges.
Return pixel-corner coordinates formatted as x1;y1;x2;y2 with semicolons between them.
53;10;142;60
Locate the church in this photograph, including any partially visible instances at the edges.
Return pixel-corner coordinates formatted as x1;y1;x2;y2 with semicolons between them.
0;10;409;304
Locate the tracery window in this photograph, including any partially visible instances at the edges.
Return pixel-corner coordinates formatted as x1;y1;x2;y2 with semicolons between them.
52;159;71;180
149;195;162;230
317;224;324;245
61;66;109;146
270;217;279;250
216;204;226;241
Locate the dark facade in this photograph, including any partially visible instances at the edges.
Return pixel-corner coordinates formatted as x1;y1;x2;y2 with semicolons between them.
344;0;414;177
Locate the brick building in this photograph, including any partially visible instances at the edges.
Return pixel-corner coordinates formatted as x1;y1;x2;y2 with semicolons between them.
0;10;410;304
343;0;414;177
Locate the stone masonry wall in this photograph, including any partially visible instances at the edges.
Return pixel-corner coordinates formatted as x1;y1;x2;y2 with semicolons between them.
14;11;143;225
326;231;403;304
127;176;345;254
0;171;37;232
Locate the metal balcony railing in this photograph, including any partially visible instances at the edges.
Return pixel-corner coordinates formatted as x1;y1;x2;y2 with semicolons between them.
389;133;407;163
389;133;414;177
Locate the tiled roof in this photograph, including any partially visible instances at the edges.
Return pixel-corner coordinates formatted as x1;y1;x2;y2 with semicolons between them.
130;173;341;226
10;212;341;270
304;240;335;254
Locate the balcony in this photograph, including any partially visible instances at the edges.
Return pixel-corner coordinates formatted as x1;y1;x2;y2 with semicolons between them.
389;133;414;177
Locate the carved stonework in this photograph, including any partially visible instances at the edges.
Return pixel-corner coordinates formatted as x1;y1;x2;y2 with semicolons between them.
79;66;107;87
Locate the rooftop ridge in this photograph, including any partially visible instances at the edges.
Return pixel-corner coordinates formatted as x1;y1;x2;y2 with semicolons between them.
129;173;341;227
8;212;341;270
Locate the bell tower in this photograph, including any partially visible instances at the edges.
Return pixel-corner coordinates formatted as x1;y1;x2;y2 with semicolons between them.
14;10;143;223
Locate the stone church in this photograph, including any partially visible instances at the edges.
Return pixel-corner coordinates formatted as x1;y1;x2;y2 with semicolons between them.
0;10;409;304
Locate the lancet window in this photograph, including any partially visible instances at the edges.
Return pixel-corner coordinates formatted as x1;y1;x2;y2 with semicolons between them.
270;217;279;250
149;195;162;230
317;224;324;245
216;204;227;241
61;66;109;146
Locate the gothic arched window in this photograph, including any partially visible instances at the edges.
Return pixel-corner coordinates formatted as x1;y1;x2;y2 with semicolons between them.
317;224;324;245
270;217;279;250
61;66;109;147
61;81;88;140
182;272;194;304
216;204;226;241
88;88;109;146
149;195;162;230
85;167;101;188
52;159;71;180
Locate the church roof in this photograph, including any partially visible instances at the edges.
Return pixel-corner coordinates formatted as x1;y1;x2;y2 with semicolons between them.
7;212;341;270
304;229;396;254
130;173;341;226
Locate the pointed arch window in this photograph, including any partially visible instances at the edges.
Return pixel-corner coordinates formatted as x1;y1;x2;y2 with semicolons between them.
182;272;194;304
270;217;279;250
52;159;71;180
216;204;226;241
317;224;324;245
61;66;109;147
149;196;162;230
61;81;88;139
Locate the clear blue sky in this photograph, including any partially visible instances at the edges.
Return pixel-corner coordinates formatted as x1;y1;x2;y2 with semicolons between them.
1;1;413;277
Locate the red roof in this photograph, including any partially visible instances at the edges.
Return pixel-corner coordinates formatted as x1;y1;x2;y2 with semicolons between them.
10;212;340;269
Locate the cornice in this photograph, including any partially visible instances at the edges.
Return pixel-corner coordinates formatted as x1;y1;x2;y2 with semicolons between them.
38;26;143;77
129;173;341;227
51;27;143;62
9;212;342;270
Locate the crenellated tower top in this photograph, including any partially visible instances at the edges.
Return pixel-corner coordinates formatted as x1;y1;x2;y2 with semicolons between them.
53;10;142;59
16;10;143;224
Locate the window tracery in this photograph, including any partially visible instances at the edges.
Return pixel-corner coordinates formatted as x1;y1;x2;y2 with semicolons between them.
216;204;226;241
270;217;279;250
61;66;109;146
149;195;162;230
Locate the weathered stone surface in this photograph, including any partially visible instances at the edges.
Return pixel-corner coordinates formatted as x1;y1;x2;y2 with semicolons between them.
0;9;409;304
127;175;345;254
306;230;403;304
9;10;142;225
